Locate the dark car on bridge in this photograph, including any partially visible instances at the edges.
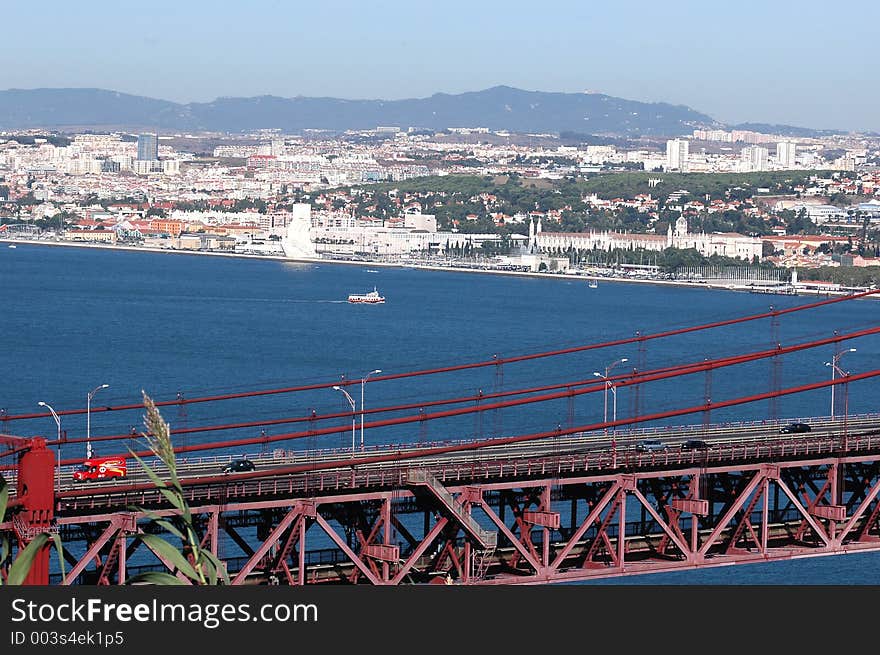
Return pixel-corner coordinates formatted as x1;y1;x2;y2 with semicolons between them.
681;439;708;451
780;422;811;434
222;458;256;473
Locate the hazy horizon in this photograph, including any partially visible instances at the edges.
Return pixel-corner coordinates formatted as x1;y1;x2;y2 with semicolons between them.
1;0;877;132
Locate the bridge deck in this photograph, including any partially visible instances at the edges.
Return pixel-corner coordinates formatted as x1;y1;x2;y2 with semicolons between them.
5;417;880;586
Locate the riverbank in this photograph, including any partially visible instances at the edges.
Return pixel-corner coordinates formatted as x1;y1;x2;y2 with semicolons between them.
1;236;872;298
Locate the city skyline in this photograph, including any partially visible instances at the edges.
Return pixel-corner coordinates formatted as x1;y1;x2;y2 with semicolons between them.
0;1;878;132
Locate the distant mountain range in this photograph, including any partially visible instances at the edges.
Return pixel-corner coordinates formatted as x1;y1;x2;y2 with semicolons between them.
0;86;838;137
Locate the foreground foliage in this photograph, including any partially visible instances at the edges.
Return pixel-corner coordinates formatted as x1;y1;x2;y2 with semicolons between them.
128;392;229;585
0;476;65;585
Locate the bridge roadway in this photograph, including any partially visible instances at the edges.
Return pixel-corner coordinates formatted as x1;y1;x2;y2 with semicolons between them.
49;414;880;511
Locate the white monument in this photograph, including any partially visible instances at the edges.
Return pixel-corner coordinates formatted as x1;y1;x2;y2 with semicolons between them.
281;203;318;259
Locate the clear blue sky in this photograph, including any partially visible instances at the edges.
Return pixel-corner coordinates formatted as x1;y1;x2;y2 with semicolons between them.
2;0;877;131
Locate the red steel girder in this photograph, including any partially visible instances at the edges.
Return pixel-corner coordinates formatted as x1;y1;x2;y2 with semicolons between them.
20;453;880;586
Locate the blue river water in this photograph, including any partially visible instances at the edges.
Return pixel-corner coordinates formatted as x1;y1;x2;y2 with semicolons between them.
2;243;879;583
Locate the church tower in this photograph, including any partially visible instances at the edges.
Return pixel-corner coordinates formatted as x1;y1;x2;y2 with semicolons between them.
675;215;688;238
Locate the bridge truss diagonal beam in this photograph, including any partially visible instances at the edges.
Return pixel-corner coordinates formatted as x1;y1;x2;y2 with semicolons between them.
480;501;543;574
313;514;382;585
231;504;310;585
837;476;880;544
550;482;620;570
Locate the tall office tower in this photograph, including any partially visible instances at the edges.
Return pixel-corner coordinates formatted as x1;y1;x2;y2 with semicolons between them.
665;138;689;171
776;141;797;168
137;133;159;161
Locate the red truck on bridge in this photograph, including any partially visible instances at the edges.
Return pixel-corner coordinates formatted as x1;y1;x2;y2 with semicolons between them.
72;456;127;482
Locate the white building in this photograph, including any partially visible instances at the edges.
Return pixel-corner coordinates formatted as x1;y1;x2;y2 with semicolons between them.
133;159;164;175
666;139;689;172
63;159;102;175
533;216;762;262
280;203;505;258
791;204;848;225
741;146;769;172
402;210;437;232
776;142;796;168
584;145;617;164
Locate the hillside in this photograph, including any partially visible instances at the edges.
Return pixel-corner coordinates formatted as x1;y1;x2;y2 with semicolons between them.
0;86;715;136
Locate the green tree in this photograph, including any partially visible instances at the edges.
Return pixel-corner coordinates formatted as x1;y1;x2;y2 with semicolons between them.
785;208;815;235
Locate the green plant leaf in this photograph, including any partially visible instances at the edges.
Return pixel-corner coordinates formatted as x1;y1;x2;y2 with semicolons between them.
184;523;200;549
129;394;215;586
153;518;186;541
128;450;170;491
1;536;9;585
128;571;188;585
198;555;217;586
133;507;161;521
140;534;200;581
157;487;186;513
201;549;230;585
0;476;8;523
141;392;179;482
129;450;187;514
180;502;192;526
129;448;190;517
49;532;66;582
7;533;49;586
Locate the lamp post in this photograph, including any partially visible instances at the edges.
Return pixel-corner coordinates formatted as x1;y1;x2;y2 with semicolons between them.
593;358;628;467
86;383;109;460
593;358;628;428
360;369;382;451
37;401;61;491
332;386;357;454
825;349;855;419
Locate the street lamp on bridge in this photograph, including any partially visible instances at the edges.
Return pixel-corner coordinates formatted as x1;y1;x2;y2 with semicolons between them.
593;357;628;467
360;369;382;451
37;401;61;491
593;358;628;427
825;349;855;419
86;383;109;460
332;385;357;454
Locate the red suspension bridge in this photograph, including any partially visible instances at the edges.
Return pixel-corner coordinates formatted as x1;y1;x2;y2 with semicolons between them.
2;290;880;585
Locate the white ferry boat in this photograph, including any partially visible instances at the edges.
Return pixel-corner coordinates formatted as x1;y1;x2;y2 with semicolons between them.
348;287;385;304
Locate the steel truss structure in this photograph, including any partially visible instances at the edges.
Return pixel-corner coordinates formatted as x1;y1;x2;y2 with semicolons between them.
16;445;880;585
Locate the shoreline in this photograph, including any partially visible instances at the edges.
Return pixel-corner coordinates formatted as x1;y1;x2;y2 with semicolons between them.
1;236;870;297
